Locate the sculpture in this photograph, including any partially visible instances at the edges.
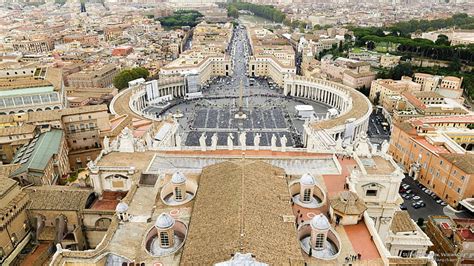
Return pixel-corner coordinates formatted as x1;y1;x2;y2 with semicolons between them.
103;136;110;152
254;133;261;150
227;133;234;150
239;131;247;150
271;134;277;151
145;131;153;148
380;140;389;154
335;136;343;151
211;133;218;150
175;134;182;149
199;133;207;151
280;135;287;152
118;127;135;153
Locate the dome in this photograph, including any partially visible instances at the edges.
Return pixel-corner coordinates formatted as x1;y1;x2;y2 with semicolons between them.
330;191;367;215
300;173;315;186
310;214;330;231
115;202;128;213
155;213;175;229
171;172;187;184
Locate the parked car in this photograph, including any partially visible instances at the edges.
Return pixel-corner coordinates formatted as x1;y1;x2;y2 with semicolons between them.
436;199;443;204
412;196;421;200
440;202;447;206
417;200;426;207
424;189;432;194
400;204;407;210
406;189;412;194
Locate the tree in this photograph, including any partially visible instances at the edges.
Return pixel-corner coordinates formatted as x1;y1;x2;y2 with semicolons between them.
367;41;375;50
390;63;413;80
344;33;352;42
374;92;381;106
435;34;451;46
113;67;150;90
375;28;385;37
227;5;239;18
449;55;462;71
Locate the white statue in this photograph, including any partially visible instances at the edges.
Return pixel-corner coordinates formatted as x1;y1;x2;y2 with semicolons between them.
280;135;287;152
354;132;372;158
118;127;135;153
239;131;247;150
211;133;218;150
381;140;389;154
87;160;96;170
145;132;153;148
103;136;110;152
254;133;261;150
176;134;182;149
199;133;207;151
136;139;146;152
111;139;118;151
271;134;277;151
325;112;329;119
227;133;234;150
335;136;343;151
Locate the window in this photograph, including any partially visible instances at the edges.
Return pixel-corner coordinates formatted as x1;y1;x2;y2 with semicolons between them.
461;175;465;181
366;189;378;197
175;187;182;200
448;181;453;188
440;160;443;165
457;188;461;193
160;231;170;247
315;233;325;249
303;188;311;202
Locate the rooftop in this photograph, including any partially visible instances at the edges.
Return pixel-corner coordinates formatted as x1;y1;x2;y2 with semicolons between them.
180;160;304;265
11;129;63;175
26;186;93;211
390;211;417;233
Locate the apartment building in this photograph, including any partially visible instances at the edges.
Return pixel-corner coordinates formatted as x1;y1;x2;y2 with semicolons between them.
321;57;376;89
67;64;118;88
413;73;463;101
247;27;296;87
12;37;54;53
389;116;474;207
159;22;233;86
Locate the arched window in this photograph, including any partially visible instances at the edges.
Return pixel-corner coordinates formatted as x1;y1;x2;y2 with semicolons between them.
315;233;325;249
95;218;112;229
160;231;170;247
303;188;311;202
175;187;182;200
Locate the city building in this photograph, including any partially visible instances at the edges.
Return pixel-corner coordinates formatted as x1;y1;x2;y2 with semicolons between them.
390;116;474;207
385;211;433;259
67;64;118;88
426;216;474;265
321;57;376;89
9;129;70;186
0;66;65;115
247;27;296;87
0;179;31;265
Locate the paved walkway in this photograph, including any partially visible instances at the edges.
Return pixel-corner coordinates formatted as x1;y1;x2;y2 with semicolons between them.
111;89;145;120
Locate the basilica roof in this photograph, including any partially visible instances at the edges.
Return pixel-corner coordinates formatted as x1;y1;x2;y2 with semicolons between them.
180;160;304;265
